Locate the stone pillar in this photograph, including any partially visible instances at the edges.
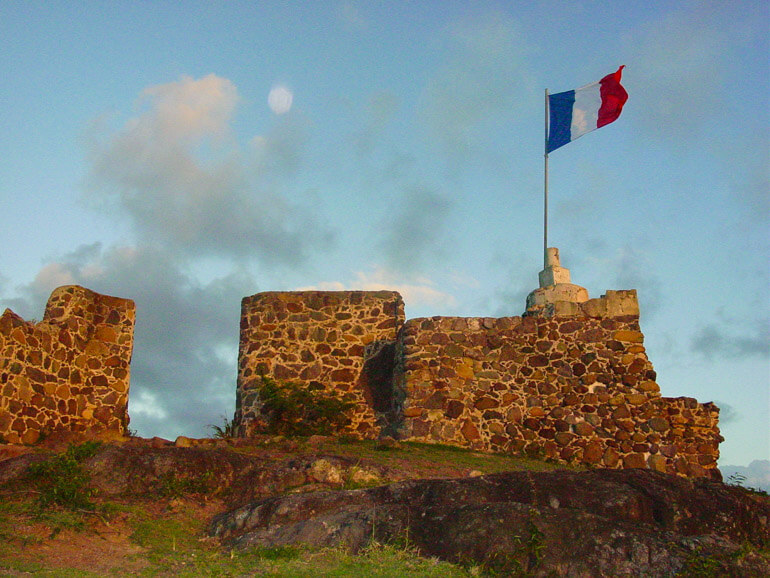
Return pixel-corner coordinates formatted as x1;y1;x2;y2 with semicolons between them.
526;247;589;315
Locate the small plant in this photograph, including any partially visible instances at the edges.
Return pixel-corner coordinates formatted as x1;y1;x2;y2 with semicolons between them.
27;441;102;510
255;375;355;437
477;511;545;575
726;472;769;496
208;415;236;439
157;471;214;498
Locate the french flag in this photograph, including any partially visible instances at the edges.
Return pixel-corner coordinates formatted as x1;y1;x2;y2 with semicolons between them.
547;66;628;153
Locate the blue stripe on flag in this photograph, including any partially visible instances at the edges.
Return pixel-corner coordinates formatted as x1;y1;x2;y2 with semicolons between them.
547;90;575;153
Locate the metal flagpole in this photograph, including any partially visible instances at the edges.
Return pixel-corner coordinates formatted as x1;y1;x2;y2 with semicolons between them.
544;89;549;268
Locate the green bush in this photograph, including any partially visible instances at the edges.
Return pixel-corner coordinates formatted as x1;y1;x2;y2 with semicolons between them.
256;375;355;437
27;441;102;510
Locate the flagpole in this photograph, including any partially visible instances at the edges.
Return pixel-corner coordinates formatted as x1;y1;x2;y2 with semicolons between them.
544;89;549;268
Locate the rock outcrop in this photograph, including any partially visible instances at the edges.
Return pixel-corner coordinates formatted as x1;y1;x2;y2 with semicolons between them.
210;468;769;576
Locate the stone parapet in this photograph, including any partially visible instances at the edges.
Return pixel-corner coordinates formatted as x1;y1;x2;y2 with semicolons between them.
392;312;720;479
235;290;405;438
0;285;135;444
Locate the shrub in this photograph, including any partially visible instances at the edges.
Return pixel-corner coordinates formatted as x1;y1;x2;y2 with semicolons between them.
256;375;354;437
27;441;102;510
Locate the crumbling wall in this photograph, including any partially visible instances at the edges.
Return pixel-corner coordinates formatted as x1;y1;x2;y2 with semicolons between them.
234;289;721;479
392;291;721;479
234;291;404;438
0;285;135;443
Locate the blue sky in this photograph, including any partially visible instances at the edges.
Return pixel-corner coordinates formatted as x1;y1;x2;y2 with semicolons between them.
1;1;767;482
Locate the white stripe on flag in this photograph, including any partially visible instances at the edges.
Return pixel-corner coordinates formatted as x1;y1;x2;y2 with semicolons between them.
570;81;602;140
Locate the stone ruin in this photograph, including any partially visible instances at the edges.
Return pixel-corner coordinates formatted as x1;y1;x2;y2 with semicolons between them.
0;250;723;479
0;285;135;444
234;249;722;479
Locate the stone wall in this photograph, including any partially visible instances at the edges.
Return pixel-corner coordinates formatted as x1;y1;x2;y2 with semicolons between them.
0;285;135;444
234;291;405;438
392;291;721;479
234;288;722;479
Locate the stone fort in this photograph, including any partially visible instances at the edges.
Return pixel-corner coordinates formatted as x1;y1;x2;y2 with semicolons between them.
234;249;721;479
0;250;722;479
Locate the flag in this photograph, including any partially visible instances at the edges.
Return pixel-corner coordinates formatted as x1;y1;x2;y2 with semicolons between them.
547;66;628;153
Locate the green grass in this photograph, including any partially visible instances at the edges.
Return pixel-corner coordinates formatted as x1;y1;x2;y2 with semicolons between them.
307;437;577;476
0;491;477;576
0;436;582;576
125;501;474;577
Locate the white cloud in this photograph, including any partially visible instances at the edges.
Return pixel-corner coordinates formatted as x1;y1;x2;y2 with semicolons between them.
86;74;332;265
128;389;168;420
302;266;458;311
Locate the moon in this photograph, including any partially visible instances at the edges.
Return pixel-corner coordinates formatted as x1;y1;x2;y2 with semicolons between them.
268;85;293;114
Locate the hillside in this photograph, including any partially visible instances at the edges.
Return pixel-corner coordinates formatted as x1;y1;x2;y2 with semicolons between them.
0;436;767;576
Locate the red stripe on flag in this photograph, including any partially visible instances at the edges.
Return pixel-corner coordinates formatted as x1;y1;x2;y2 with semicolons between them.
597;65;628;128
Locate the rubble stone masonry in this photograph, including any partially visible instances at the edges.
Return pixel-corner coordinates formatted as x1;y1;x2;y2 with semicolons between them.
0;285;135;444
236;289;721;479
235;291;405;438
392;292;721;479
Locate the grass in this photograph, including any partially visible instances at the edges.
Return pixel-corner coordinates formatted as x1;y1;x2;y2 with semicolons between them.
0;436;581;576
309;437;576;476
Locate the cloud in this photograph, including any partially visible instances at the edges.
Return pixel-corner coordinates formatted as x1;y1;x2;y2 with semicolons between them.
301;265;458;313
712;400;739;425
85;74;332;265
692;319;770;359
378;185;452;273
4;243;255;439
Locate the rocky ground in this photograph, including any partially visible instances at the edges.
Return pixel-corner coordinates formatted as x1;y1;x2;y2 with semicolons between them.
0;435;767;576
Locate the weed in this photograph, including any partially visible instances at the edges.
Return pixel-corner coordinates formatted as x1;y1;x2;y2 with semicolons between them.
27;441;102;510
476;511;545;576
676;551;724;577
726;472;769;497
157;471;214;498
208;415;236;439
255;375;355;437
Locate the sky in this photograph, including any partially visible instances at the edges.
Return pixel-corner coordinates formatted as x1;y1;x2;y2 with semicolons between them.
1;1;768;485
